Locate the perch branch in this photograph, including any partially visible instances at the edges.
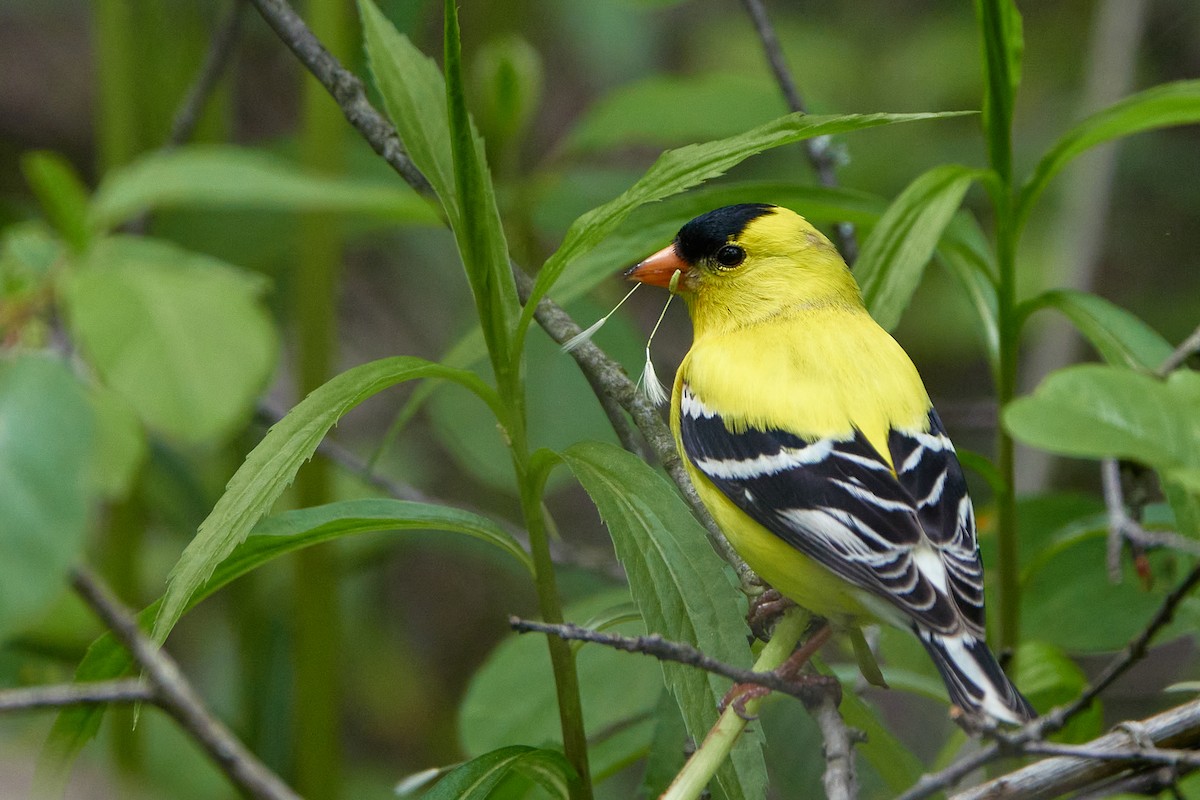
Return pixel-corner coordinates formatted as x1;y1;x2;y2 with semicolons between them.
509;617;826;704
514;614;858;800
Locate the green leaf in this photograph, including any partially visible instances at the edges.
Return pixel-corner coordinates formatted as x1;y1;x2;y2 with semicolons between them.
937;217;1000;370
564;73;786;153
360;0;516;376
855;164;984;331
59;236;278;444
1017;81;1200;230
243;498;532;574
88;145;439;231
521;110;972;335
38;496;522;781
151;356;500;645
442;0;518;373
1019;289;1174;370
0;354;93;643
557;441;766;800
359;0;455;212
974;0;1023;180
21;151;91;252
423;746;574;800
1003;365;1200;473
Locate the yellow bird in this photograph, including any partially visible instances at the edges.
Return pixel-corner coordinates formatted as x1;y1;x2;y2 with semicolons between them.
625;203;1033;725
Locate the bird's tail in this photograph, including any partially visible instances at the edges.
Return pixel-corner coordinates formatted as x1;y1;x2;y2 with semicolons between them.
916;627;1035;725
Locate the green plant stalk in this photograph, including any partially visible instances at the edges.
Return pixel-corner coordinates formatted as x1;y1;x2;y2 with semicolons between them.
94;0;142;776
516;438;594;799
291;1;353;797
662;608;808;800
992;201;1021;656
105;492;145;780
976;0;1021;657
94;0;141;172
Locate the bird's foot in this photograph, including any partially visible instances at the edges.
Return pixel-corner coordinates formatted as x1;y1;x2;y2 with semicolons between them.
719;682;772;721
746;589;795;642
719;672;842;720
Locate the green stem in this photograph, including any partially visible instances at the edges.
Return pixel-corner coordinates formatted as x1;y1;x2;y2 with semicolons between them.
291;1;352;797
993;205;1020;656
662;608;808;800
515;433;594;799
105;492;145;781
94;0;141;172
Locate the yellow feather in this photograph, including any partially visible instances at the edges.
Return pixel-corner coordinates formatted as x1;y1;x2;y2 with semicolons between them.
667;206;931;622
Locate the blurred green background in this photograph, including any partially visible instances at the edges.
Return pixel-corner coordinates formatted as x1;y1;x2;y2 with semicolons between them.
1;0;1198;797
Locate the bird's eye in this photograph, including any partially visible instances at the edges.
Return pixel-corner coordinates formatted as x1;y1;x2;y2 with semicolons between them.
714;244;745;268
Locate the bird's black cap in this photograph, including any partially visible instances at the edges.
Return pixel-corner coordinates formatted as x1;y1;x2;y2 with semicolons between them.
674;203;776;264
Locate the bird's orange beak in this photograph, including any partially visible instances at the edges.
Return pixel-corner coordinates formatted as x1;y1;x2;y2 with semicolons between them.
624;244;688;290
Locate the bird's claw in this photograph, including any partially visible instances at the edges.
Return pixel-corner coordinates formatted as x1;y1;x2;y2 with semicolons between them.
719;682;771;720
746;589;795;642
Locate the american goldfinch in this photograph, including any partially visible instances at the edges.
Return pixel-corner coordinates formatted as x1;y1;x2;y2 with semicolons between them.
625;203;1034;725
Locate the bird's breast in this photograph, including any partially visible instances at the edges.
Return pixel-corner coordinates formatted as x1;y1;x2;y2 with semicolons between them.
675;308;930;462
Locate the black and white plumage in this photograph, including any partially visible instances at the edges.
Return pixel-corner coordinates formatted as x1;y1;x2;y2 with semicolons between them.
679;384;1035;724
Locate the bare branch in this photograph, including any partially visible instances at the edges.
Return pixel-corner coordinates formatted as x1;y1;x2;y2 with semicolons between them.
169;0;247;147
509;617;825;704
953;699;1200;800
0;679;153;712
1158;322;1200;375
71;568;301;800
809;687;861;800
736;0;858;263
246;0;432;193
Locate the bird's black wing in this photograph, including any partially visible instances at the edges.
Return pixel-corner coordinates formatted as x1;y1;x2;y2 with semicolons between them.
887;409;986;633
680;383;981;636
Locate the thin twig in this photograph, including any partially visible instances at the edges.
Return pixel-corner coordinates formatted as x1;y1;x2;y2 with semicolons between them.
1103;458;1200;579
1102;321;1200;576
0;679;153;712
1157;322;1200;375
71;568;301;800
737;0;858;263
169;0;248;146
509;617;825;704
247;0;432;193
1046;561;1200;732
808;687;861;800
